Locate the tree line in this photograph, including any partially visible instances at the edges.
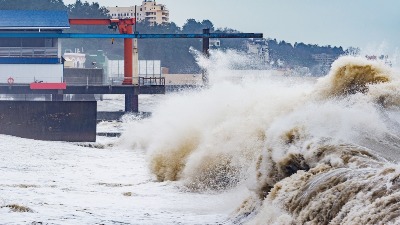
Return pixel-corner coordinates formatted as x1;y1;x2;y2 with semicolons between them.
0;0;349;74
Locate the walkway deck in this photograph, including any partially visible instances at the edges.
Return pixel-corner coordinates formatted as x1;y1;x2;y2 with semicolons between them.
0;84;165;95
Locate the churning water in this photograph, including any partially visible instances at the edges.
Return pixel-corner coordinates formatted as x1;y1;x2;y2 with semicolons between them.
118;51;400;224
2;50;400;224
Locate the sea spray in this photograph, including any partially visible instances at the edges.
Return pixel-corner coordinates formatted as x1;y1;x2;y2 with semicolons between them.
247;142;400;225
315;56;391;98
118;52;400;224
241;56;400;224
120;80;311;190
118;50;314;191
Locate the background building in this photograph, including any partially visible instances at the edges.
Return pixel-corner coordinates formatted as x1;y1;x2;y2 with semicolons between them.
247;39;269;63
63;48;86;68
209;39;221;49
107;0;169;25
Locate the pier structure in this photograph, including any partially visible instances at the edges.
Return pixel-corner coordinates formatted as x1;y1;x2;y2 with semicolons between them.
0;10;263;141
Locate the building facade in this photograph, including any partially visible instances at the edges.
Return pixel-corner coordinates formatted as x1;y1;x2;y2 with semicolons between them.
63;48;86;68
209;39;221;48
107;0;169;25
247;39;269;63
0;10;69;84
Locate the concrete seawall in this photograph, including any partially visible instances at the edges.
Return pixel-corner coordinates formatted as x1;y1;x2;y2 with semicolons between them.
0;101;97;142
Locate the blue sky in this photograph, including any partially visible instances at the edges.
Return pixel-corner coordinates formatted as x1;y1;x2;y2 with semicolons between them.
63;0;400;52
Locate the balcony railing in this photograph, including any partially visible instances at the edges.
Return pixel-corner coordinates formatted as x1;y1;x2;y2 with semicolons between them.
0;47;58;58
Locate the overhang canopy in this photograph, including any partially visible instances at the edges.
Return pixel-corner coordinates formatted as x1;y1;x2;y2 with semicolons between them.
0;10;70;30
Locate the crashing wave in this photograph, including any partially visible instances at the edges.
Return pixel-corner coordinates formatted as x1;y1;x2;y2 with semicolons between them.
315;56;391;98
119;54;400;224
234;56;400;224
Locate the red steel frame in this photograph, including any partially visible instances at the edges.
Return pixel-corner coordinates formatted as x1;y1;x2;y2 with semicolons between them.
69;18;136;85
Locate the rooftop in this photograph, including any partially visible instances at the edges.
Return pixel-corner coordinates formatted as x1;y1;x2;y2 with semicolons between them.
0;10;70;30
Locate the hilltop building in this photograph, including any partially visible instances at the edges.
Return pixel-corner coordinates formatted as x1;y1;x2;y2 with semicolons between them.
365;54;392;66
107;0;169;25
247;39;269;63
311;53;336;66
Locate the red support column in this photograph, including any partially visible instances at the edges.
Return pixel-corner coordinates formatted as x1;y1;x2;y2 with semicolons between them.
69;18;136;85
67;18;139;113
123;24;133;85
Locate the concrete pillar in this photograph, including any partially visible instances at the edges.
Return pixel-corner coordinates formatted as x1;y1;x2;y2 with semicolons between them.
52;94;63;101
122;25;134;85
202;28;210;86
132;38;139;85
125;94;138;112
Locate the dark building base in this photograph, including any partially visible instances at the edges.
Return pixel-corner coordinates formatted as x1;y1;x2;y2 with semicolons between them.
63;68;104;85
0;101;97;142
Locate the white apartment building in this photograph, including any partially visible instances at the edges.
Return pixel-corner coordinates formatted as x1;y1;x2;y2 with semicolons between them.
63;49;86;68
107;0;169;25
247;39;269;63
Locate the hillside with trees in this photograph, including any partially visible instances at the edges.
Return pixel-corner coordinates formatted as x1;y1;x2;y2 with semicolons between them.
0;0;348;74
267;40;345;75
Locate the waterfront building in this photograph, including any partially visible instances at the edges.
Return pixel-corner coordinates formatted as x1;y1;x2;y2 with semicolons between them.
106;58;164;85
107;0;169;25
0;10;69;83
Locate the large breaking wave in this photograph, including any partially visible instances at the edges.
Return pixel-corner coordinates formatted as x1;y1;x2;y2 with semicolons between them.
118;52;400;224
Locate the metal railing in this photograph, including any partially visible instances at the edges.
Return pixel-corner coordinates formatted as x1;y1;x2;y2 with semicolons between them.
0;75;63;84
107;77;165;86
0;47;58;57
139;77;165;86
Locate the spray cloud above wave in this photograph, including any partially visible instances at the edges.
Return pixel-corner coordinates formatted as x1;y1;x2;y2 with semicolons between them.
118;51;400;224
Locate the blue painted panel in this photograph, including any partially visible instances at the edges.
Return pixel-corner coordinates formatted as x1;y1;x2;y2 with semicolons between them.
0;32;264;39
0;57;60;64
0;10;69;29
